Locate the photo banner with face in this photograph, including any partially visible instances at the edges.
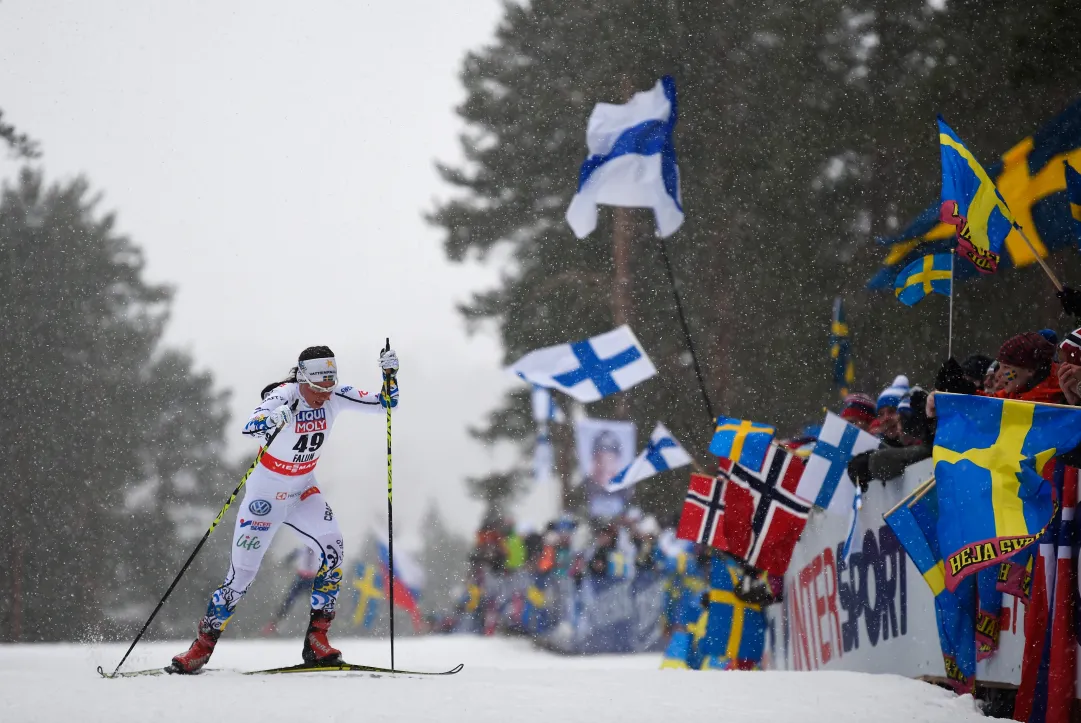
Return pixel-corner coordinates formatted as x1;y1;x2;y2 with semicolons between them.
574;417;637;518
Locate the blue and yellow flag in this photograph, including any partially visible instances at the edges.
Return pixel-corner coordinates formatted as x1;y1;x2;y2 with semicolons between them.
1066;160;1081;243
660;630;693;670
830;297;854;398
696;555;766;668
883;479;977;694
932;394;1081;591
870;100;1081;289
709;415;775;472
894;253;953;306
351;562;384;628
938;116;1016;274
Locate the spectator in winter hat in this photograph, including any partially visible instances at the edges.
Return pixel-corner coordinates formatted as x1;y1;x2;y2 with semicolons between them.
984;361;1004;394
991;332;1063;403
849;387;934;491
1057;327;1081;405
877;375;910;411
840;393;876;431
960;354;994;392
871;375;909;442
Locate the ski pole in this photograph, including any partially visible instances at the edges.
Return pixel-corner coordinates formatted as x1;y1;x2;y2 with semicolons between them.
102;400;298;678
382;337;396;672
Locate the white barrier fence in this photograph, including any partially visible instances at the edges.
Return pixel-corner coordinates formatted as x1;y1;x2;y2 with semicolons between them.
763;458;1040;686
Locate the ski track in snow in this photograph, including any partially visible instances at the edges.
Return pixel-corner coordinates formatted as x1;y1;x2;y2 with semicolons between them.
1;636;993;722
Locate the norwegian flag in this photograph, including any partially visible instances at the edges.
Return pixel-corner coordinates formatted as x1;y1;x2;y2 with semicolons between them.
1014;463;1077;723
722;445;810;577
676;472;728;549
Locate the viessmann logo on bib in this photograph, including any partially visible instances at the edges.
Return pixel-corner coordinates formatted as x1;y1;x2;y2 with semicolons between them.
295;408;327;433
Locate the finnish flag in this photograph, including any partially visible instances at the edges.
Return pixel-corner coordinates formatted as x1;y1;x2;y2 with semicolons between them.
508;325;657;403
795;412;881;514
566;76;683;239
607;423;692;492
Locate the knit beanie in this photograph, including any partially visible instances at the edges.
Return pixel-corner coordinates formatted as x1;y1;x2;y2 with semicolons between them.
840;393;876;426
997;332;1055;372
1038;329;1059;347
1061;327;1081;364
877;375;910;411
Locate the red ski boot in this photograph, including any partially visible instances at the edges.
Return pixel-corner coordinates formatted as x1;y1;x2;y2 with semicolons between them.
302;609;342;665
168;622;221;674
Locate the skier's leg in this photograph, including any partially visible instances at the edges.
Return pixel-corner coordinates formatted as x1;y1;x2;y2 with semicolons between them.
284;485;345;664
170;470;289;672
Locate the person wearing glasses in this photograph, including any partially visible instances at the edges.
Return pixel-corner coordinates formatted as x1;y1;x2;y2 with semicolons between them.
169;344;399;673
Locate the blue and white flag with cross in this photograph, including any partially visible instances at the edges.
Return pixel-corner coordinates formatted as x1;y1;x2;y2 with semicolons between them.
566;76;683;239
606;423;692;492
795;412;881;514
508;325;657;403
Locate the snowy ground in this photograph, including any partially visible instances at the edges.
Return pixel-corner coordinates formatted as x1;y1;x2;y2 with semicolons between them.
1;635;992;722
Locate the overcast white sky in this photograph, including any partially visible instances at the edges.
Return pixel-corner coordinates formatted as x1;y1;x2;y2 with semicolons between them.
0;1;559;546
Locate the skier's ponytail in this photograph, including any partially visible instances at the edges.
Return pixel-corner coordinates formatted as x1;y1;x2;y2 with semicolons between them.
260;366;299;400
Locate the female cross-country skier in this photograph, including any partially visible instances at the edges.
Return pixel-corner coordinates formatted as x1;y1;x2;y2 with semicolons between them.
169;344;399;673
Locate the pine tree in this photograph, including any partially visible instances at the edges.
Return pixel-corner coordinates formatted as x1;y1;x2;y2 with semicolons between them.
0;169;232;641
433;0;1081;518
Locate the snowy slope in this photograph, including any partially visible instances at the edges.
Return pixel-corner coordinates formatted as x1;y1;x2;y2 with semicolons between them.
1;636;992;723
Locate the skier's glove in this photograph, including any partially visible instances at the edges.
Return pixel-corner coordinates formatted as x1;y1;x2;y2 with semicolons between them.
380;349;399;374
267;404;294;428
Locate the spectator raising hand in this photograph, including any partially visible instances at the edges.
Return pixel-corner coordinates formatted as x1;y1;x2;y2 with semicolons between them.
1058;328;1081;405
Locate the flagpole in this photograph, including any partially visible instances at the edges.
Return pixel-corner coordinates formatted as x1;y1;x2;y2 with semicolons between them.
948;254;955;360
1015;225;1064;292
658;234;717;426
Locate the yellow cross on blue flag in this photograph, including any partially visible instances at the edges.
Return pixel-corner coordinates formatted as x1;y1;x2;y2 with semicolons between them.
830;297;854;397
870;101;1081;290
938;116;1017;274
883;479;977;694
351;562;384;628
697;555;767;669
709;415;775;472
932;393;1081;592
1066;160;1081;244
894;253;953;306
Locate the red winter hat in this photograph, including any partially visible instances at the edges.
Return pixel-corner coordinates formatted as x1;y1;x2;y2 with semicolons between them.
840;393;876;425
997;332;1054;371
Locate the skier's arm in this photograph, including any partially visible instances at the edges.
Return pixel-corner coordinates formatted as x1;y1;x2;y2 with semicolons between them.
242;384;297;439
332;347;400;413
331;378;399;413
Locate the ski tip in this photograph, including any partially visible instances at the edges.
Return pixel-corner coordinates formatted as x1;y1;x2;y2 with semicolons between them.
96;666;110;679
448;663;464;674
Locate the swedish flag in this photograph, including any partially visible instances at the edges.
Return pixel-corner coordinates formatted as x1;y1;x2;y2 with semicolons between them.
869;99;1081;289
938;117;1016;273
932;394;1081;592
830;297;854;397
660;630;693;670
893;253;953;306
883;479;977;694
709;415;775;472
1066;160;1081;243
351;562;384;628
696;555;766;667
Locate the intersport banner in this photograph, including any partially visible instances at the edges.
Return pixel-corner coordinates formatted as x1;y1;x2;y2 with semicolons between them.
764;459;1032;686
